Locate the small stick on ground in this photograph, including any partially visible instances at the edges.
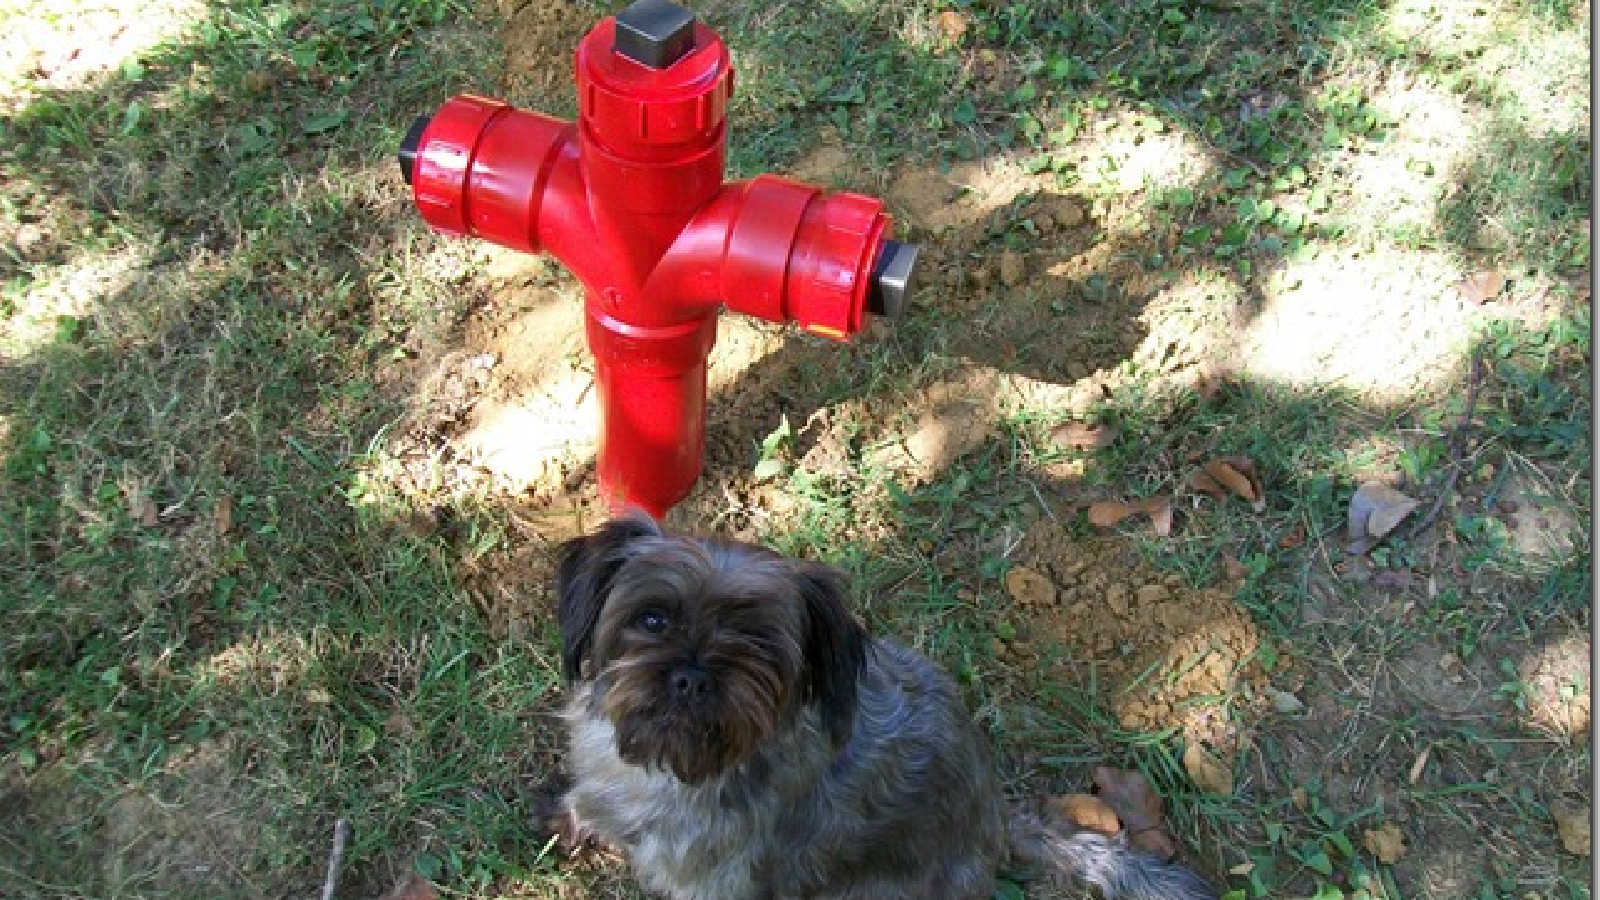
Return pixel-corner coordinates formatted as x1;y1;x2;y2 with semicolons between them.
1407;345;1486;540
320;818;353;900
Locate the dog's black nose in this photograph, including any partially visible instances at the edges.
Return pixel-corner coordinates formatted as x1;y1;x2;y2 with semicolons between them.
669;665;712;700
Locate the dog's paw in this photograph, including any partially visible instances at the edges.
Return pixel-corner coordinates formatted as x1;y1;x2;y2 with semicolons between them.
529;772;606;860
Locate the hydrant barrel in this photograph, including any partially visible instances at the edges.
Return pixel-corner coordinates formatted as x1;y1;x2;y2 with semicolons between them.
586;310;717;519
398;0;919;516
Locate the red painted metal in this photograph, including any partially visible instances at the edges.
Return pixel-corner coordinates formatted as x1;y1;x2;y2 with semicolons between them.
404;9;903;517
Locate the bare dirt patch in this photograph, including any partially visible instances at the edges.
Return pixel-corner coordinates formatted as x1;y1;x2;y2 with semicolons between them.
1516;632;1592;744
497;0;592;108
0;0;203;106
1004;525;1273;759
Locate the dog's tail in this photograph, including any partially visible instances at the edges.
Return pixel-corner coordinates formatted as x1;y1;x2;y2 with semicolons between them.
1007;811;1219;900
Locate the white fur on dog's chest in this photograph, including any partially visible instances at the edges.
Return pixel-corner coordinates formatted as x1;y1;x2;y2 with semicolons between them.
564;691;782;900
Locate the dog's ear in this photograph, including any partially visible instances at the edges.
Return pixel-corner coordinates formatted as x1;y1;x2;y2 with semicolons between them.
793;562;867;748
555;514;659;682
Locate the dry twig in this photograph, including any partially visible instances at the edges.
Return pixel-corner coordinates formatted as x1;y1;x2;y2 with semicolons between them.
1406;345;1486;540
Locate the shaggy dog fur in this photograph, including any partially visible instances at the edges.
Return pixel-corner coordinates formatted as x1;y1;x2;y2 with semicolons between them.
547;515;1217;900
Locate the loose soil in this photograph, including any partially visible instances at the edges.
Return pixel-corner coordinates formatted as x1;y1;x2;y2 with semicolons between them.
1005;526;1272;751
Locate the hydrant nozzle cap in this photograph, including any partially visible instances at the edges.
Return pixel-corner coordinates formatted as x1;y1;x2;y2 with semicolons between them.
398;116;430;186
868;240;917;320
615;0;696;69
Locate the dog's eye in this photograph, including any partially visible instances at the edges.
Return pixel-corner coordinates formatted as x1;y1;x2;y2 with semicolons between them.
634;609;669;634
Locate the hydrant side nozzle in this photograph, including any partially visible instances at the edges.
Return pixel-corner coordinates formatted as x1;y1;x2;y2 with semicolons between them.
868;240;918;320
397;116;430;186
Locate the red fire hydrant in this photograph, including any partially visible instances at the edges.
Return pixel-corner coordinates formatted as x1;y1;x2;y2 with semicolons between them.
398;0;917;518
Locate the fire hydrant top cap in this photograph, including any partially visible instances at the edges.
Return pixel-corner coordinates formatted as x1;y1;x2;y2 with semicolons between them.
615;0;696;69
576;6;731;149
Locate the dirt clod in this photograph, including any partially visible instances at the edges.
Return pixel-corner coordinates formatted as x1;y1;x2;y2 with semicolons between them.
934;10;970;43
500;0;591;100
870;371;1004;484
1182;743;1235;796
1047;196;1086;229
14;222;46;258
1550;800;1591;856
1016;526;1269;742
999;251;1026;286
888;166;964;232
1362;822;1408;864
1005;565;1056;608
1454;269;1506;305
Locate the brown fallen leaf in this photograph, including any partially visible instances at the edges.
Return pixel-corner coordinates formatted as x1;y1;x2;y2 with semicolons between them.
1227;456;1265;500
1093;766;1178;861
1455;269;1505;305
1089;500;1138;527
1046;793;1121;836
1366;492;1419;537
1049;421;1119;452
1551;800;1591;856
1188;469;1228;500
1203;460;1254;501
1182;743;1234;796
1362;822;1407;864
1087;497;1172;536
1222;554;1249;581
1004;565;1056;608
1203;456;1266;511
1347;481;1420;554
1146;496;1173;537
214;495;234;535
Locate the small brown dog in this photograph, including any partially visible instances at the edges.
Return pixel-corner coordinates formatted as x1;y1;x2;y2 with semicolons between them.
545;515;1217;899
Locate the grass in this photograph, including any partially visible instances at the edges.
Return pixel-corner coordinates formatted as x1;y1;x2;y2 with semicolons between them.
1;0;1591;898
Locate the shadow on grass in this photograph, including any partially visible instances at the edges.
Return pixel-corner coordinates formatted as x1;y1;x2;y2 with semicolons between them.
0;1;573;895
0;0;1590;897
1438;113;1591;273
